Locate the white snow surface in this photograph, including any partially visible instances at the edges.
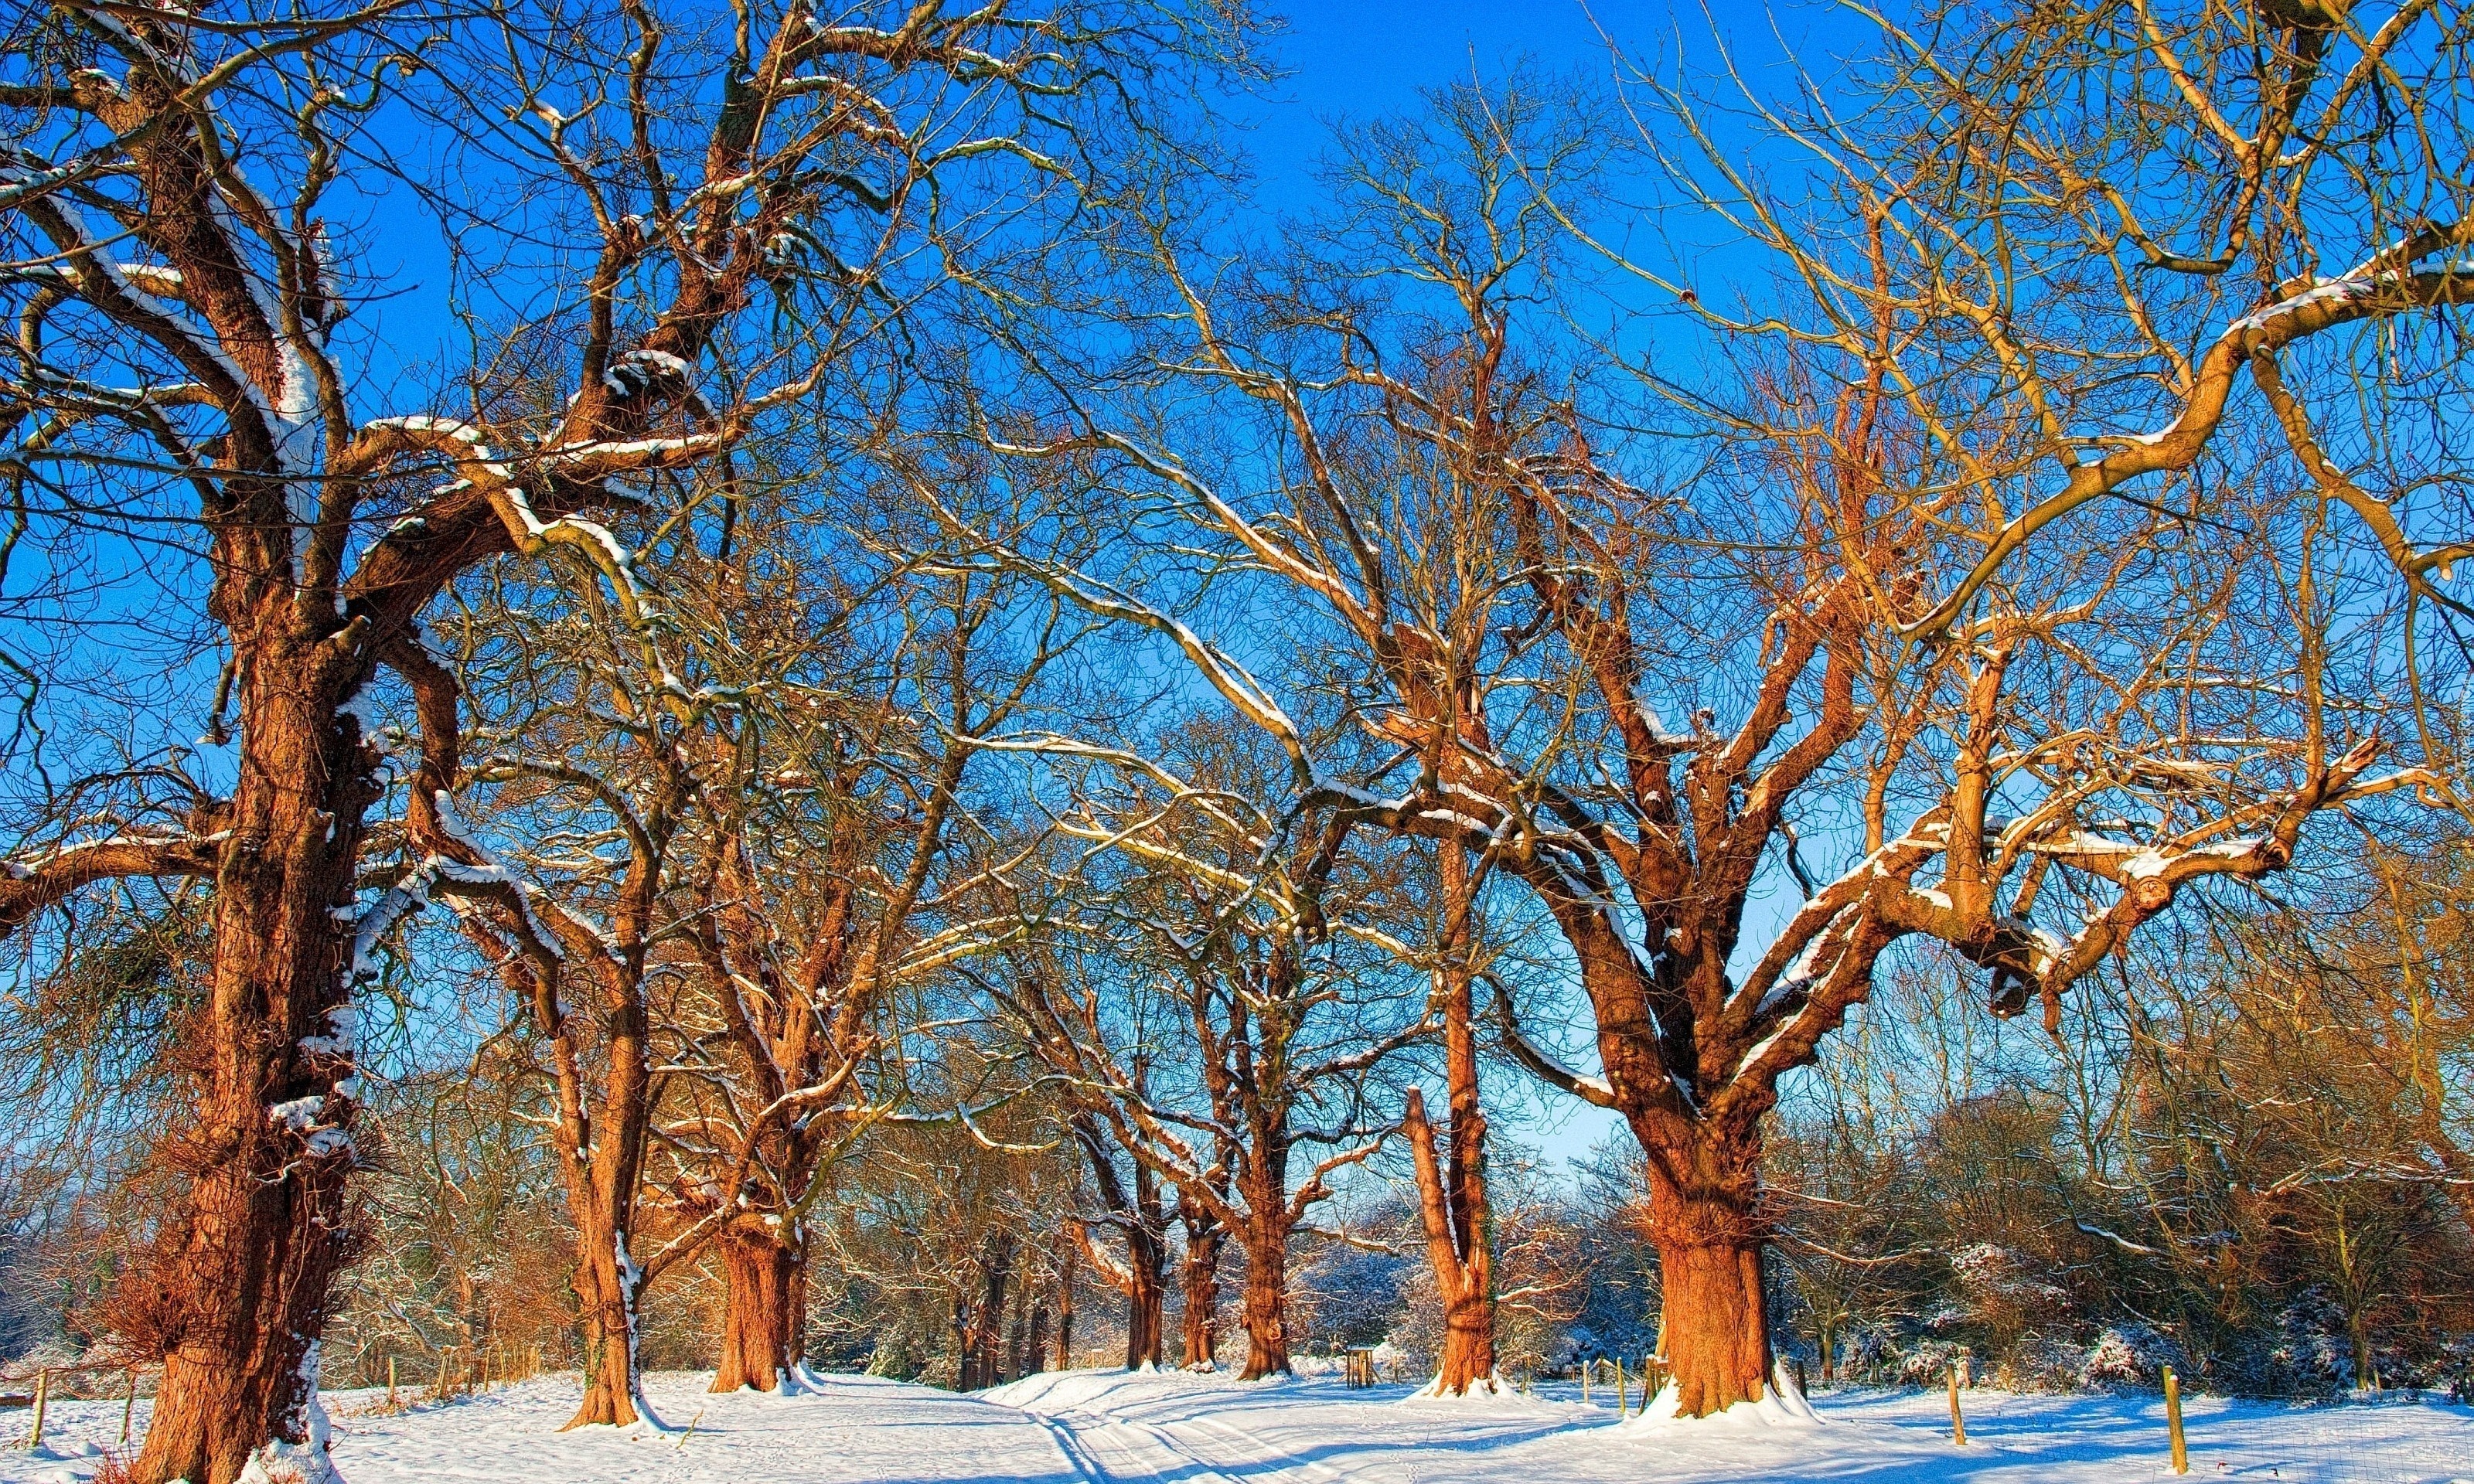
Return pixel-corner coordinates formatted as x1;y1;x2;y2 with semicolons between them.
5;1367;2470;1482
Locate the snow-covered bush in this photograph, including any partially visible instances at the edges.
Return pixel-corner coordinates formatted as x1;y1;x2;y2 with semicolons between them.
2079;1325;2180;1390
1996;1333;2088;1391
2435;1335;2474;1403
1836;1325;1899;1385
1895;1338;1973;1387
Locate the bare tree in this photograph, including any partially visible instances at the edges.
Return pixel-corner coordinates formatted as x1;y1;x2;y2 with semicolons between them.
988;727;1429;1379
0;0;1242;1469
1066;1108;1171;1370
951;63;2445;1414
663;552;1075;1396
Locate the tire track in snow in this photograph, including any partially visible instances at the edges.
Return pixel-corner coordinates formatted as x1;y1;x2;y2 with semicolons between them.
1014;1394;1255;1484
1026;1409;1116;1484
1173;1407;1348;1483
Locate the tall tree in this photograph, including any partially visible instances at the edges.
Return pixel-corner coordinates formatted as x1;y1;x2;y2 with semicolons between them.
0;0;1245;1470
990;729;1429;1379
957;66;2445;1415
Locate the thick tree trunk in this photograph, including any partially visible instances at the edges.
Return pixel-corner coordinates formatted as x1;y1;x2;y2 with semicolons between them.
1126;1247;1166;1370
1178;1209;1225;1370
1071;1116;1167;1370
566;1221;646;1427
1644;1145;1773;1418
712;1220;803;1393
1236;1215;1290;1380
132;643;373;1484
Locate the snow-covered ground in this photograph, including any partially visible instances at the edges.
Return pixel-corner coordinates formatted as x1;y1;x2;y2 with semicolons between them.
3;1366;2467;1483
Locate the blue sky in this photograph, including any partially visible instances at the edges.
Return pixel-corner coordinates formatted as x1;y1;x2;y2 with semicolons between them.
1246;2;1860;179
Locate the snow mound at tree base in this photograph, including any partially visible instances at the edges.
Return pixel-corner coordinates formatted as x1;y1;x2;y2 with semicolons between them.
1626;1367;1823;1430
1399;1373;1562;1411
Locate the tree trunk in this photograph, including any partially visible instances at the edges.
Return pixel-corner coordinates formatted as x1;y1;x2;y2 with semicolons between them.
952;1300;978;1391
132;642;374;1484
1406;1087;1495;1394
565;1219;645;1428
1236;1213;1290;1380
971;1231;1017;1390
1126;1246;1166;1370
1052;1232;1078;1370
1644;1142;1773;1418
712;1220;803;1393
1178;1209;1225;1370
1406;847;1498;1396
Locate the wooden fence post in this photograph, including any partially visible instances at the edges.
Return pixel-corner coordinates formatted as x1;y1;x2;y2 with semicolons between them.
387;1356;398;1412
28;1367;48;1450
1581;1358;1590;1405
1947;1365;1965;1446
1615;1356;1627;1418
2164;1367;2188;1475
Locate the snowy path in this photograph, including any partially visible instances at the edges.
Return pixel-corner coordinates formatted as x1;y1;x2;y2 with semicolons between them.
2;1367;2468;1482
989;1370;2474;1484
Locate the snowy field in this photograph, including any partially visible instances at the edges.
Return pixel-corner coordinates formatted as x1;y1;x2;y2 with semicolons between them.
5;1367;2470;1484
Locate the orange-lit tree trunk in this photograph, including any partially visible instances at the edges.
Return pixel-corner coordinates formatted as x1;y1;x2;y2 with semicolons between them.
121;638;375;1484
550;979;656;1430
1405;1084;1494;1394
1637;1126;1772;1415
1234;1206;1293;1380
1405;846;1496;1395
1177;1195;1226;1370
712;1217;804;1393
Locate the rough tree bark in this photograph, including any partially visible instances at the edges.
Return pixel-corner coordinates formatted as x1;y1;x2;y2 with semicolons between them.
127;659;373;1483
1177;1194;1227;1370
550;976;656;1430
1234;1207;1292;1380
1637;1128;1771;1415
711;1217;805;1394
